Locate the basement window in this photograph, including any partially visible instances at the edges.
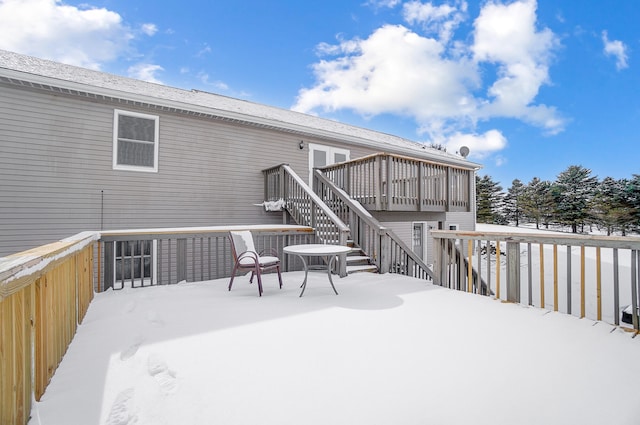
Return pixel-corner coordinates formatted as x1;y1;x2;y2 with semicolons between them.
113;110;159;172
113;240;157;288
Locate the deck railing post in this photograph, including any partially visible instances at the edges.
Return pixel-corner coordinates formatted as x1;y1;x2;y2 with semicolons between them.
338;229;349;277
631;250;639;330
379;231;390;274
103;241;114;290
417;162;423;211
433;237;442;285
345;163;351;193
177;238;187;283
506;241;521;303
443;239;451;287
446;167;452;212
566;246;572;314
386;155;393;210
264;169;269;200
280;165;287;198
375;155;383;210
467;170;474;212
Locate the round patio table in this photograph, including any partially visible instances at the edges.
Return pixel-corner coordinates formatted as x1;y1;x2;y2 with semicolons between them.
283;244;351;297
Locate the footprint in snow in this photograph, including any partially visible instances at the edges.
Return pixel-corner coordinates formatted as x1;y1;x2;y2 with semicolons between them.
120;336;144;361
148;354;178;395
105;388;137;425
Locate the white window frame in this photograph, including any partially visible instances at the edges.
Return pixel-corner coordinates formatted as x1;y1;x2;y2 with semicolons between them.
113;109;160;172
448;224;459;231
308;143;350;185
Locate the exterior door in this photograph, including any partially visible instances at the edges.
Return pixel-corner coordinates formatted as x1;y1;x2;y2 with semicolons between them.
308;143;350;188
412;223;424;261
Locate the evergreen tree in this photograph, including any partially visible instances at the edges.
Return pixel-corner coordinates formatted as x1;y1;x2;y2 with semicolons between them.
521;178;555;229
475;170;638;236
553;165;598;233
476;174;504;224
504;179;526;226
624;174;640;232
593;177;634;235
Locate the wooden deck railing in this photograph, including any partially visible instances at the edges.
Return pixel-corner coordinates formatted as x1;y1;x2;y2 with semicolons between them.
99;225;316;290
0;232;97;425
432;230;640;331
320;153;474;212
5;225;637;423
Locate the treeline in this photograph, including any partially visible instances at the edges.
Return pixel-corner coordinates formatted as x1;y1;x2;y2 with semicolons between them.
476;165;640;235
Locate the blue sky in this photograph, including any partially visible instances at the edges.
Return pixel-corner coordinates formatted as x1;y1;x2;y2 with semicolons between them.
0;0;637;188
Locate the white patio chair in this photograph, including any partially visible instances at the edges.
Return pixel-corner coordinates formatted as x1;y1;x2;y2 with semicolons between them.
228;230;283;296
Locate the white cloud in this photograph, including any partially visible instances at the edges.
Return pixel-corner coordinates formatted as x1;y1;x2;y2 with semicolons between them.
293;0;563;157
402;0;467;43
293;24;479;132
472;0;561;131
365;0;402;9
141;23;158;36
441;129;507;158
127;63;164;84
602;31;628;70
0;0;134;69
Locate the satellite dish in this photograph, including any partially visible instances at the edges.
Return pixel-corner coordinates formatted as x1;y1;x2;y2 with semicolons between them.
459;146;470;158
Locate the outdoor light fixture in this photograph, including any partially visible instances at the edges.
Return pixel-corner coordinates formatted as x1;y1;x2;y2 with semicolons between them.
299;140;304;150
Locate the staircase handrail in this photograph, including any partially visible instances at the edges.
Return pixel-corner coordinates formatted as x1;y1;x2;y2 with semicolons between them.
314;169;384;234
263;164;350;276
314;169;435;280
282;165;350;239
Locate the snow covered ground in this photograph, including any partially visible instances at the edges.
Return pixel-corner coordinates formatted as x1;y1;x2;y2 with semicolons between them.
29;271;640;425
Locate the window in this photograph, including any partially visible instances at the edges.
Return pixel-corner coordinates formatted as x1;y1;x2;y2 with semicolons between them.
114;240;157;287
113;110;159;172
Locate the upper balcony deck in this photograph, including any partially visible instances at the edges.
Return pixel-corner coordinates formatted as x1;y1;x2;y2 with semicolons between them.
319;152;475;213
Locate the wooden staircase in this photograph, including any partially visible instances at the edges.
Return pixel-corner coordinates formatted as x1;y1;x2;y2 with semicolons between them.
284;203;378;274
345;241;378;274
263;164;434;281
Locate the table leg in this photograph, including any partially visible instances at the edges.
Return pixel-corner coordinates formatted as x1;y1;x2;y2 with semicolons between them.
298;255;309;297
327;255;339;295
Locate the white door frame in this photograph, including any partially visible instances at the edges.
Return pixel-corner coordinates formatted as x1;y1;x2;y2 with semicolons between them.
412;222;427;261
308;143;350;186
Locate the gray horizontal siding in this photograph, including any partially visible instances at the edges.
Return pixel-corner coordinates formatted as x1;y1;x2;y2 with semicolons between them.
0;83;381;256
381;211;475;267
445;212;476;231
0;80;469;257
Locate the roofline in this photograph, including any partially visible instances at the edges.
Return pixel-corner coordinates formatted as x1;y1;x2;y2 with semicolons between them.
0;64;482;171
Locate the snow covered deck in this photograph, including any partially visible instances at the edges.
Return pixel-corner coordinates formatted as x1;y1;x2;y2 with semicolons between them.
31;272;640;425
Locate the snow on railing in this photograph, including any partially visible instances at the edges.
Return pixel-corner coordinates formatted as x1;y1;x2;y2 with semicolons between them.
0;232;97;424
